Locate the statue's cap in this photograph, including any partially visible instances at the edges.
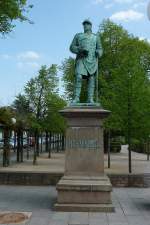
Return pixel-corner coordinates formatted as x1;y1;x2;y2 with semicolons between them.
82;19;92;26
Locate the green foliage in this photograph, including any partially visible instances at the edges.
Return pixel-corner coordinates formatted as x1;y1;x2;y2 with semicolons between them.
12;93;32;130
0;0;33;35
23;64;66;132
12;94;31;116
61;57;75;101
25;64;58;120
99;20;150;142
0;107;13;127
42;93;66;133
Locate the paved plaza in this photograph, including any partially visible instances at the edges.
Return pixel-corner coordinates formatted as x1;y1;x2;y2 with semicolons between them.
0;146;150;224
0;185;150;225
0;146;150;174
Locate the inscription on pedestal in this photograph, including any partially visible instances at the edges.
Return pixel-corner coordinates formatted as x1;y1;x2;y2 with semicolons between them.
66;139;100;150
65;126;104;175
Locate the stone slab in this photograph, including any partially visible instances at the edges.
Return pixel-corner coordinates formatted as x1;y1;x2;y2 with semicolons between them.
57;175;112;192
56;175;113;207
55;203;115;212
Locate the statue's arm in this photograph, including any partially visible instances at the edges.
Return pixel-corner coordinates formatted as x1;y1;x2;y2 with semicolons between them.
70;34;79;54
96;35;103;58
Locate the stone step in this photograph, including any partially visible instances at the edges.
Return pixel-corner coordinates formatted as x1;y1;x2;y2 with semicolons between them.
55;203;115;212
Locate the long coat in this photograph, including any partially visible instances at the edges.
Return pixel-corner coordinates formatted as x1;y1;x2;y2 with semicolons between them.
70;32;103;76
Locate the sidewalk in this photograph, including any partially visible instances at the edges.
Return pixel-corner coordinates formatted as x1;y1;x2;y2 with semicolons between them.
0;185;150;225
0;146;149;174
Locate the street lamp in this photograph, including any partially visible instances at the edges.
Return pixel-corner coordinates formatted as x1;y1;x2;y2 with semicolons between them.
11;118;16;124
11;118;16;149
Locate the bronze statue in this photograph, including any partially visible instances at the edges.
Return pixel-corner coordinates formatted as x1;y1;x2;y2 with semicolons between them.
70;19;103;104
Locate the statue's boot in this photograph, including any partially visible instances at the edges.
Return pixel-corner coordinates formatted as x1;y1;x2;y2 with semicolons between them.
87;75;95;103
72;76;82;104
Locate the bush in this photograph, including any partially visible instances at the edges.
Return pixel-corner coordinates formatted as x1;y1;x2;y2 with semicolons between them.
131;139;145;153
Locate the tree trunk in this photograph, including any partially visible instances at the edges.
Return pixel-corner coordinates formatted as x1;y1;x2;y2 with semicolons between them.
48;132;51;158
36;132;39;156
33;131;37;165
14;131;17;152
3;127;10;167
56;133;59;153
40;133;43;153
45;131;49;153
27;132;30;160
20;130;23;162
17;129;21;162
62;134;65;151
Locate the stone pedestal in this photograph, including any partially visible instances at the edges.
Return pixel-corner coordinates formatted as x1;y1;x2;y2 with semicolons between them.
55;107;114;212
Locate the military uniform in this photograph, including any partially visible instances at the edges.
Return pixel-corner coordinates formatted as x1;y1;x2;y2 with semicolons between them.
70;21;103;103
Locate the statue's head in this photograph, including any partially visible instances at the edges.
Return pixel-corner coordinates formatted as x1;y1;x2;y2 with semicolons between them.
82;19;92;32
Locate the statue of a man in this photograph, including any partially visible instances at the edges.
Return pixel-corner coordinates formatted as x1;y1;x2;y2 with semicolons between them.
70;19;103;104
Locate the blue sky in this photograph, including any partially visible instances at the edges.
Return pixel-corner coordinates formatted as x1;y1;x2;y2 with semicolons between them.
0;0;150;105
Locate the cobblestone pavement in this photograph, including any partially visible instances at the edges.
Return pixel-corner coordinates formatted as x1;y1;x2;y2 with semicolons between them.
0;185;150;225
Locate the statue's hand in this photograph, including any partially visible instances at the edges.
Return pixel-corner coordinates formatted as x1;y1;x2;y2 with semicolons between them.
83;49;88;56
78;48;88;57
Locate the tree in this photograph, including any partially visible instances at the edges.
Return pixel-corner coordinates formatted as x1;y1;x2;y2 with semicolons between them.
99;20;150;140
43;93;66;133
41;93;66;157
0;107;14;166
25;64;58;120
24;64;63;162
61;57;75;101
12;94;31;116
100;20;150;173
0;0;33;36
12;94;32;162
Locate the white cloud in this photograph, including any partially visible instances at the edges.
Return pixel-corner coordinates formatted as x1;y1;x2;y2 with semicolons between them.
91;0;146;8
17;61;40;69
113;0;145;4
17;51;40;61
16;51;41;70
110;9;144;22
114;0;135;3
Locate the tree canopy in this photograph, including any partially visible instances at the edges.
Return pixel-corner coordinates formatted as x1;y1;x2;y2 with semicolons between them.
12;64;66;134
0;0;33;35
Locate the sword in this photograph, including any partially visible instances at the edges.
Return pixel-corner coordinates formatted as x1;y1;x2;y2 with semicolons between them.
96;32;100;104
96;57;99;103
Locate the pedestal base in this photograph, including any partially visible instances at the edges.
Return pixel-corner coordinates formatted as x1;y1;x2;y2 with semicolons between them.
55;107;114;212
55;175;115;212
55;203;114;212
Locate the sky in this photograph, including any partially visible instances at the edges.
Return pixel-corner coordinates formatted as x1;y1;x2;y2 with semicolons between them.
0;0;150;105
